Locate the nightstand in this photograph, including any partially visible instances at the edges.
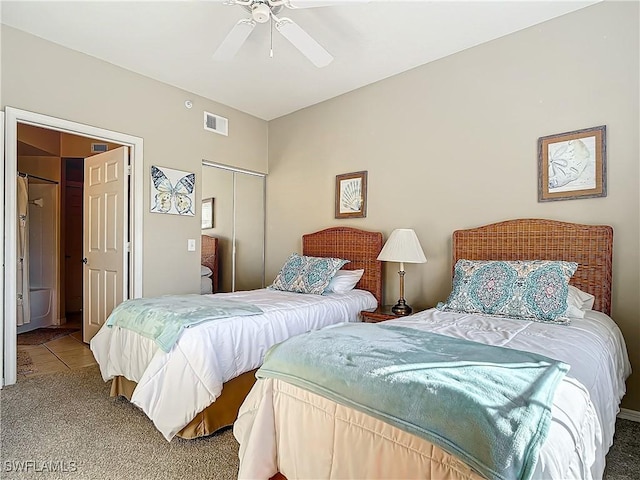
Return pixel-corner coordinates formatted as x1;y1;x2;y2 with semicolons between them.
360;305;423;323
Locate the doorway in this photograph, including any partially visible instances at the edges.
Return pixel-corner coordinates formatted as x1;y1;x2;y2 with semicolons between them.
63;158;85;322
3;107;144;387
16;129;124;337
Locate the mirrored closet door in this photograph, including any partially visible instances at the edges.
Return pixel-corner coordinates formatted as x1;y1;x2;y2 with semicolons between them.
201;161;265;292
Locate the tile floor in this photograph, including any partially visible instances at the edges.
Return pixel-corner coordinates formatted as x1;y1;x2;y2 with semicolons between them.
17;318;97;380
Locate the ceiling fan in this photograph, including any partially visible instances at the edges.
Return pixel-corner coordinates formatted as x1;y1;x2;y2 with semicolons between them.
213;0;345;68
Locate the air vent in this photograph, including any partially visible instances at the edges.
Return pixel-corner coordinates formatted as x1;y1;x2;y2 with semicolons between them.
91;143;109;153
204;111;228;136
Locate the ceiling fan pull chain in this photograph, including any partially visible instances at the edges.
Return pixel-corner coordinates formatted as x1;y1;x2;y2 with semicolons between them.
270;15;274;58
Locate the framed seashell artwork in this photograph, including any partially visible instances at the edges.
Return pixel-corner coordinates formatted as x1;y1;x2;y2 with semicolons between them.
335;171;367;219
538;125;606;202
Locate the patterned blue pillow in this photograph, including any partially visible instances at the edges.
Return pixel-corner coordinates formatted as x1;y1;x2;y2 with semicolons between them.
438;260;578;324
270;253;349;295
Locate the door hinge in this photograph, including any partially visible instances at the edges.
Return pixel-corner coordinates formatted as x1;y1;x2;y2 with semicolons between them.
127;165;132;175
126;242;131;253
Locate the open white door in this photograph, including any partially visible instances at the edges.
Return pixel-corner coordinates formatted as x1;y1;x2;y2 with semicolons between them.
83;146;128;342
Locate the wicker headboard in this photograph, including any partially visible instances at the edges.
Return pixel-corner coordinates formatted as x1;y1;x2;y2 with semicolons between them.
452;219;613;315
302;227;384;306
201;235;219;293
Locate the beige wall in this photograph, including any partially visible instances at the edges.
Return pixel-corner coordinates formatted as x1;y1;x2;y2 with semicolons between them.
2;25;269;296
60;134;121;158
17;155;61;183
17;123;60;155
266;2;640;410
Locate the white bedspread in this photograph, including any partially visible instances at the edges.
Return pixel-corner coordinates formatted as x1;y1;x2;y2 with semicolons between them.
90;288;377;440
235;308;631;480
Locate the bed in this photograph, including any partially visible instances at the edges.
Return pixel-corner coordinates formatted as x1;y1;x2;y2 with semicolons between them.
90;226;383;441
234;219;632;480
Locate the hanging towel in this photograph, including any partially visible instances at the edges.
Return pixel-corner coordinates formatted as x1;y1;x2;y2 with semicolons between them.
16;176;31;326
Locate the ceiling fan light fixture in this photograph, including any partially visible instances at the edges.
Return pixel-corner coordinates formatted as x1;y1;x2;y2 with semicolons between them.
215;1;335;66
252;3;272;23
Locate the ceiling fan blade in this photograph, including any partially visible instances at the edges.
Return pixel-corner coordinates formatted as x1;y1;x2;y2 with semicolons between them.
212;19;256;61
275;17;333;67
279;0;369;8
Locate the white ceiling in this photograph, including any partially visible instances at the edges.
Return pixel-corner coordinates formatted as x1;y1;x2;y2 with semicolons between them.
1;1;600;121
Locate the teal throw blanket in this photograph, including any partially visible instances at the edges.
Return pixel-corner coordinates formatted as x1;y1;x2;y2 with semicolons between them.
106;295;263;352
257;323;569;480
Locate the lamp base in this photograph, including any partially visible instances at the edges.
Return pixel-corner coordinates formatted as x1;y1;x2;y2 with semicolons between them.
391;300;412;316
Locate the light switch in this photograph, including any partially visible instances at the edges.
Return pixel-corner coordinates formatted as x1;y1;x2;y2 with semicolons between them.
187;239;196;251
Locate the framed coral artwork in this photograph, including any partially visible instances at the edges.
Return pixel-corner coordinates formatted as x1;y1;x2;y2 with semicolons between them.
335;171;367;219
538;125;607;202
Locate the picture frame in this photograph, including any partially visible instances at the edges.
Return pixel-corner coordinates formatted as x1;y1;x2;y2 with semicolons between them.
150;165;196;215
335;171;367;219
538;125;606;202
201;197;214;229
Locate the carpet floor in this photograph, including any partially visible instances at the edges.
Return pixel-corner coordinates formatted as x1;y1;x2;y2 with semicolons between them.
1;366;238;480
1;365;638;480
17;327;80;345
604;417;640;479
16;350;36;375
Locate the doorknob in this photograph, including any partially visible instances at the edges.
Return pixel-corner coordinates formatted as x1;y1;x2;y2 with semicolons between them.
82;258;88;264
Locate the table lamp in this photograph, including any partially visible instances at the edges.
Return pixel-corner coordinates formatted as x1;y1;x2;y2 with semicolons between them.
377;228;427;315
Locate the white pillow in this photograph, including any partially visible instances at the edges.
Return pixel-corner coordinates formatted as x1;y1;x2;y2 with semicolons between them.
324;269;364;294
200;276;213;294
564;304;585;319
563;285;596;318
201;265;212;277
568;285;595;310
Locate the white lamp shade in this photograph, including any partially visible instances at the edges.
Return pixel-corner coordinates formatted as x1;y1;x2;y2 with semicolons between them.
377;229;427;263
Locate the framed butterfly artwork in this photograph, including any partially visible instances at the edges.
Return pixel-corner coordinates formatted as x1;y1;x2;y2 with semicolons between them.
150;165;196;216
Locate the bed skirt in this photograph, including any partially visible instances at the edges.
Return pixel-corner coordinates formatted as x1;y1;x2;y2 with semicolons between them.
110;369;258;439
